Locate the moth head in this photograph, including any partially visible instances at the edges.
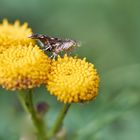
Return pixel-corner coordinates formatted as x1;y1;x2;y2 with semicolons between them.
66;39;80;47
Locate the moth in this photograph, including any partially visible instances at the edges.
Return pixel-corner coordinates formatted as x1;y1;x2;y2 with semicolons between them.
29;33;79;58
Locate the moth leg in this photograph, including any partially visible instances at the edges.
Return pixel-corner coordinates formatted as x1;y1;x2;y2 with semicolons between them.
50;52;58;59
43;44;52;51
64;50;72;56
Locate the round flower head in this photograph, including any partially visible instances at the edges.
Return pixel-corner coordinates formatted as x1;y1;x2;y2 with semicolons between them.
0;19;35;53
0;44;50;90
46;55;99;103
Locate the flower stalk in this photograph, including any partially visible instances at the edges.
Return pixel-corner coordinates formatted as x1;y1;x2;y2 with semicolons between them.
17;89;48;140
48;104;71;138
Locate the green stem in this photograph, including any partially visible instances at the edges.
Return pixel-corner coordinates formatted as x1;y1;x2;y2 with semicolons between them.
17;89;48;140
48;104;71;138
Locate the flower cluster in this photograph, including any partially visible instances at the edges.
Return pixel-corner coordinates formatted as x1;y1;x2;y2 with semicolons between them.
47;55;99;103
0;19;35;53
0;45;50;90
0;19;99;103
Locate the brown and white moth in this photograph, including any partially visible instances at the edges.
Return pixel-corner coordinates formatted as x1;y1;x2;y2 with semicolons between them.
29;33;79;58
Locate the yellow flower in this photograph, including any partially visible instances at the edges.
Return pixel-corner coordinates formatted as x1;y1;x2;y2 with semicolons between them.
0;44;50;90
46;55;99;103
0;19;35;53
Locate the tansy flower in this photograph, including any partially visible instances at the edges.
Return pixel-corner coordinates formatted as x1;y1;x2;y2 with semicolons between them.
46;55;99;103
0;44;50;90
0;19;35;53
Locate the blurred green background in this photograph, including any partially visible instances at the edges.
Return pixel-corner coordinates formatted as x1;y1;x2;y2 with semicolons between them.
0;0;140;140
